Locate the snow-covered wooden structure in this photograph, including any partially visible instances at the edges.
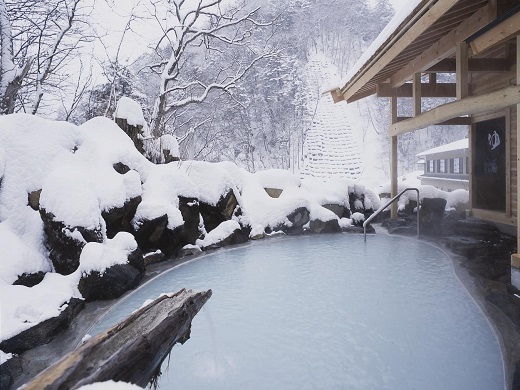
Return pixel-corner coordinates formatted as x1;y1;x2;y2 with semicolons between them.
330;0;520;263
416;138;469;191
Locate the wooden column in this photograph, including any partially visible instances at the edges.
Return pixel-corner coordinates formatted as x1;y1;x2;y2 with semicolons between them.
456;42;469;100
390;96;398;219
413;73;421;116
514;35;520;268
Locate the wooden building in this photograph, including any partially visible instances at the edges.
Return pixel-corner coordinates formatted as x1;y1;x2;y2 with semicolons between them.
329;0;520;263
416;138;469;191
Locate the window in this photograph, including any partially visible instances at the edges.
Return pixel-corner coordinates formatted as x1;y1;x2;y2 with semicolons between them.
427;160;434;173
466;157;469;174
438;159;446;173
450;158;463;174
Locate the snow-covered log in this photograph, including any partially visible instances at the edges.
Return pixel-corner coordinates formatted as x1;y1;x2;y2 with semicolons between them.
22;288;212;389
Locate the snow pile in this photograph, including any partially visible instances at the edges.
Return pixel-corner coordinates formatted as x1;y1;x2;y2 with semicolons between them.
178;160;240;206
379;181;469;211
0;272;81;340
114;96;147;128
254;169;301;190
160;134;179;156
79;232;138;275
133;164;197;230
196;220;241;248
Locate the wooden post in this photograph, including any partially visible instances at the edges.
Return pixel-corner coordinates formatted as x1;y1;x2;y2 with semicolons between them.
413;73;421;117
514;35;520;268
390;96;398;219
456;42;469;100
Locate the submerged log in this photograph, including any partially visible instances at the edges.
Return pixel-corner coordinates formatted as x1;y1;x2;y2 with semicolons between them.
23;288;212;389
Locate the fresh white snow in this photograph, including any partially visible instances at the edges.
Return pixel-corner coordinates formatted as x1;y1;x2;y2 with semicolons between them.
416;138;468;157
0;113;469;356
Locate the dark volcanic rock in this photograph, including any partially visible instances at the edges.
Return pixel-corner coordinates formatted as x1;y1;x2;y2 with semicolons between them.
309;218;341;234
455;219;500;239
27;189;41;211
133;214;168;250
203;224;250;250
40;209;103;275
199;190;239;232
0;298;84;354
321;204;346;218
419;198;447;236
102;196;141;239
276;207;310;235
13;271;46;287
178;196;201;245
79;261;143;302
113;162;130;175
0;354;22;390
133;198;201;258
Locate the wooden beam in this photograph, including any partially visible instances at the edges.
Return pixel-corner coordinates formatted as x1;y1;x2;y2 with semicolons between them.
396;116;472;125
511;35;520;268
390;5;496;88
341;0;458;100
330;89;344;103
377;82;456;98
470;11;520;56
425;57;511;73
413;73;421;116
345;87;377;103
456;41;469;99
390;84;520;136
390;96;398;220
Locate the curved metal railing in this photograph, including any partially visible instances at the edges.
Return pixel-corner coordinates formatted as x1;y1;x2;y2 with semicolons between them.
363;187;420;242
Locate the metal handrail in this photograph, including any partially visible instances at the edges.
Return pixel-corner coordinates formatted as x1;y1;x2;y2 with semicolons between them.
363;187;420;242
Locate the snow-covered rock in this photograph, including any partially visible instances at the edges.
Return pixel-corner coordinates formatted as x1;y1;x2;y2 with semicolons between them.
0;113;383;356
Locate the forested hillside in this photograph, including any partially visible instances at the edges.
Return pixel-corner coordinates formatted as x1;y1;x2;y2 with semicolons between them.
0;0;467;179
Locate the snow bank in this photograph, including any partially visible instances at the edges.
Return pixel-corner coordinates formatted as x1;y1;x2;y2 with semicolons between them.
0;272;81;341
0;221;51;284
254;169;301;190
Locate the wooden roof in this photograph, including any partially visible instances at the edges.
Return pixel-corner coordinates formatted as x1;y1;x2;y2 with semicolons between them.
336;0;493;103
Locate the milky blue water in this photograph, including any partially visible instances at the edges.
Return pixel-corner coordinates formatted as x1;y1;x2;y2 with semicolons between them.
90;234;504;389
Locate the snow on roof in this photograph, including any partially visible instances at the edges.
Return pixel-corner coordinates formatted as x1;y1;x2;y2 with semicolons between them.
416;138;468;157
335;0;424;90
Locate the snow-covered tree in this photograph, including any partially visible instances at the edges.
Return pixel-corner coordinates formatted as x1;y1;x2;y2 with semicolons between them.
143;0;276;137
0;0;94;115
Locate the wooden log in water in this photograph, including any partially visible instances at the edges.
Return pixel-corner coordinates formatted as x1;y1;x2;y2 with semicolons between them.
22;288;212;389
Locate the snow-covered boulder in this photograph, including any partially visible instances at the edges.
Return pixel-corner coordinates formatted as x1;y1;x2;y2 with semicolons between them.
0;298;84;354
77;233;144;302
196;220;248;250
178;161;243;232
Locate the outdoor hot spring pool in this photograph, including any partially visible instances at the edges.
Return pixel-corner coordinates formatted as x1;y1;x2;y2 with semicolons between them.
89;234;504;389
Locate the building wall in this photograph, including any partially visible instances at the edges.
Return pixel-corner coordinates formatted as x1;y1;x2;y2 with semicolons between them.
469;57;517;225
